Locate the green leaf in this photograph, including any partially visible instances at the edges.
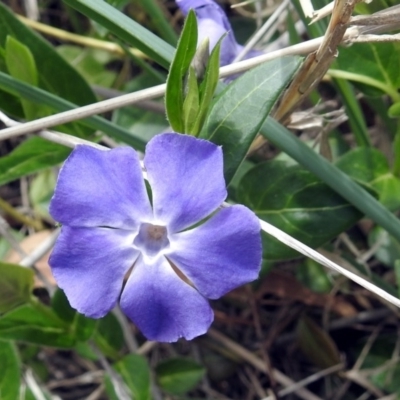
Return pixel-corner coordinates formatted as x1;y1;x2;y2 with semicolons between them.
389;102;400;118
0;302;75;347
135;0;178;45
29;169;56;219
0;2;96;107
331;43;400;101
0;71;146;150
296;259;333;293
63;0;174;68
115;354;151;400
165;10;198;132
4;36;40;120
201;56;302;183
57;45;117;87
0;137;70;186
0;262;34;314
52;289;96;342
156;358;205;395
336;147;400;211
94;313;124;360
260;118;400;244
182;67;200;133
237;160;362;260
192;39;221;135
51;289;76;323
0;341;20;400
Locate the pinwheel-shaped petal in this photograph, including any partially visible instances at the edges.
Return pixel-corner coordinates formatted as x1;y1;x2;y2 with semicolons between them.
49;133;262;342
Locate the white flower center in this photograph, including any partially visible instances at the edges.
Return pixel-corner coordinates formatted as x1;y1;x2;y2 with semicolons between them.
133;223;170;258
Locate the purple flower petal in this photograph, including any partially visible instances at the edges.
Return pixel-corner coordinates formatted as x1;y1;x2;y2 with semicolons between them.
144;133;226;232
49;226;138;318
120;255;213;342
168;205;262;299
177;0;240;65
50;145;152;229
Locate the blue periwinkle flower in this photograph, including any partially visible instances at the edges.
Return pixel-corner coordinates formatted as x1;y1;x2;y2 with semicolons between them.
49;133;261;342
177;0;262;66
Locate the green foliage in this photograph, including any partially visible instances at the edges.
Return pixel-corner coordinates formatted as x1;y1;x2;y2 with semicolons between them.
201;56;302;183
296;259;333;293
237;160;362;260
332;43;400;101
57;45;117;87
336;147;400;211
0;302;75;347
0;341;20;400
368;227;400;268
2;1;400;398
165;10;198;132
0;2;96;112
115;354;151;400
94;313;125;360
4;36;40;120
0;72;146;148
0;137;70;186
156;358;205;395
29;170;56;219
63;0;174;68
261;118;400;242
0;263;34;314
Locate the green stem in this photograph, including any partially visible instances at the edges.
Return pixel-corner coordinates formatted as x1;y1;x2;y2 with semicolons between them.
334;78;371;147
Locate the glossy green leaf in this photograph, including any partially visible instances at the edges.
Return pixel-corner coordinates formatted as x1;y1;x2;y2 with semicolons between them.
0;341;20;400
165;10;198;132
63;0;174;68
115;354;151;400
0;137;70;186
156;358;205;395
331;43;400;101
0;302;75;347
0;2;96;107
0;262;34;314
297;315;341;369
237;160;362;260
336;147;400;211
201;56;301;183
5;36;40;120
260;118;400;243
